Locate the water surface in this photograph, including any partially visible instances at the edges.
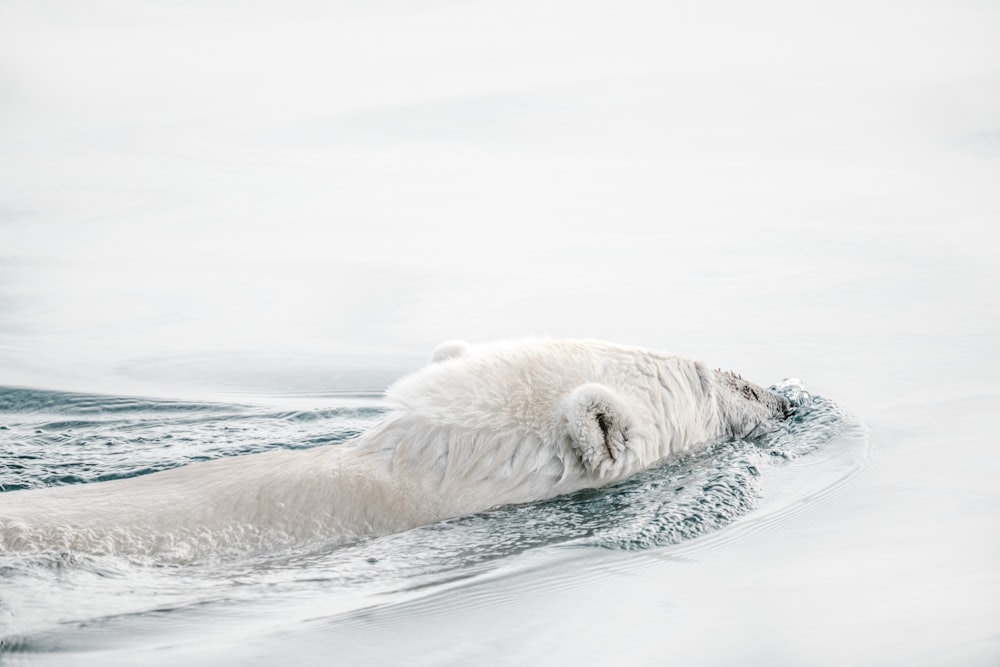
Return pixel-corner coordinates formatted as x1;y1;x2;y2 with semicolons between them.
0;381;866;664
1;0;998;663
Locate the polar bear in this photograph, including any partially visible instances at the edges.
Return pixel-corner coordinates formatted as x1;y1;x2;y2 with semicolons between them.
0;338;791;560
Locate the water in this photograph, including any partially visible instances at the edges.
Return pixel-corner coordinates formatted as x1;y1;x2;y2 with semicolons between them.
2;0;998;663
0;381;865;664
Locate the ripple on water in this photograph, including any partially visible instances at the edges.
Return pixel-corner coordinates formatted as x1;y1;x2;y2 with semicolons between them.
0;386;384;491
0;381;868;656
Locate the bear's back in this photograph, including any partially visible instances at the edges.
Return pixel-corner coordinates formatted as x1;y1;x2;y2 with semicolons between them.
384;338;679;437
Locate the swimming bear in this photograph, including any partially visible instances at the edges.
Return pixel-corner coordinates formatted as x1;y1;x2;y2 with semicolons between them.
0;338;791;561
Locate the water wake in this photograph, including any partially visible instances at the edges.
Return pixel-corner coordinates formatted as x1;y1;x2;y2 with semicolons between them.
0;381;865;654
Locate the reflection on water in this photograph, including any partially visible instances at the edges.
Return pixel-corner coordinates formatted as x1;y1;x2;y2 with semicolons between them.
0;380;866;662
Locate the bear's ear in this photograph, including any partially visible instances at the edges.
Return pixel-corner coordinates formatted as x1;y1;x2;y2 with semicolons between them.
563;383;634;477
430;340;470;364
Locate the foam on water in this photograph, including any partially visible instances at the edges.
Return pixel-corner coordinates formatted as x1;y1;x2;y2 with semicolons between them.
0;380;866;660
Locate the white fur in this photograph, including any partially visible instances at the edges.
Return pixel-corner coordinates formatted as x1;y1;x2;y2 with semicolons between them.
0;338;788;560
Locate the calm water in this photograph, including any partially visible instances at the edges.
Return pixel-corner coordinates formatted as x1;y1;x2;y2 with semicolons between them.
2;0;998;663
